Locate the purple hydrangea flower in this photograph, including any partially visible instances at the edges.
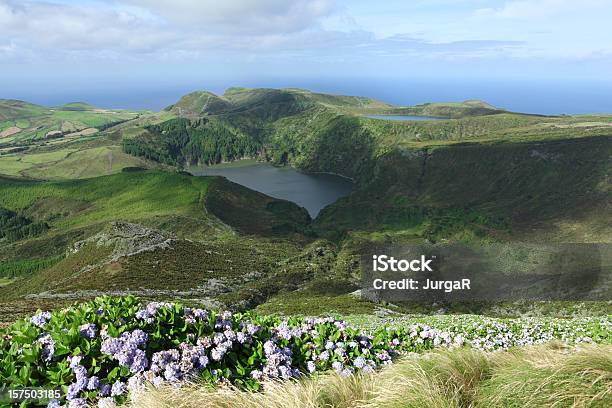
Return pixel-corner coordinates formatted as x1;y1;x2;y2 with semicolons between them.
263;340;277;356
211;347;225;361
353;357;367;369
68;355;82;369
101;329;149;373
31;311;51;327
87;375;100;390
99;383;111;397
47;400;60;408
130;349;148;373
36;334;55;362
213;332;225;345
79;323;97;339
340;368;354;377
128;373;145;391
130;329;148;346
66;383;81;400
111;381;127;396
236;332;248;344
68;398;87;408
306;361;316;373
73;366;88;390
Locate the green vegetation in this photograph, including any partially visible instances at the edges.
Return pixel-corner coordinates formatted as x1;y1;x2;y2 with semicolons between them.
0;171;213;226
0;257;62;278
0;170;316;307
123;118;260;165
204;176;311;237
0;296;609;407
0;88;610;322
315;136;611;243
0;206;48;242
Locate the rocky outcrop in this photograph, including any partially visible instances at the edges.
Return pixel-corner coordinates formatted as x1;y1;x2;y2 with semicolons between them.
70;221;176;262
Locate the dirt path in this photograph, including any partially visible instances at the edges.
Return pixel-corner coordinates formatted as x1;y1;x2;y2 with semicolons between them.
0;126;22;138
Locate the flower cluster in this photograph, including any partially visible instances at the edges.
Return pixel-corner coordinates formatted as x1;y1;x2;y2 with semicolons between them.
101;329;149;373
36;333;55;362
0;296;608;408
184;307;208;324
134;302;173;324
64;354;121;405
31;311;51;327
130;340;211;389
253;340;299;380
79;323;97;340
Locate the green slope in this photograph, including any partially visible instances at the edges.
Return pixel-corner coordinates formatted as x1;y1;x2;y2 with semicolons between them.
119;87;612;243
1;88;611;318
0;99;138;146
0;99;49;121
314;135;612;243
0;169;318;305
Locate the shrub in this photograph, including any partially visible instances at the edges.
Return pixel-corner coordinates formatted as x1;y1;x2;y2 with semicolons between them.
0;296;608;407
0;297;402;407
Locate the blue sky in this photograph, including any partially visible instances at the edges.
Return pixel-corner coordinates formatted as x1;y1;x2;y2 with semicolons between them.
1;0;611;111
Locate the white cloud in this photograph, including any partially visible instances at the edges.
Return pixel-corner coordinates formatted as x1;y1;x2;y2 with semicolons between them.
0;0;608;80
476;0;608;19
0;0;533;64
124;0;336;34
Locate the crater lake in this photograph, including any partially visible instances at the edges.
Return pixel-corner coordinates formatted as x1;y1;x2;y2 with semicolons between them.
189;160;354;218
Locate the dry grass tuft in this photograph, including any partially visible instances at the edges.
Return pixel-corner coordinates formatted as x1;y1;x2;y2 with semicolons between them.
129;343;612;408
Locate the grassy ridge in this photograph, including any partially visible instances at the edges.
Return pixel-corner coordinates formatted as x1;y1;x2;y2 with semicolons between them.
122;88;612;186
204;177;311;237
0;171;213;229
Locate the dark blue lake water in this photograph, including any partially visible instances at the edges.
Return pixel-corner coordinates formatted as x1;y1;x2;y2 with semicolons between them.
190;160;354;218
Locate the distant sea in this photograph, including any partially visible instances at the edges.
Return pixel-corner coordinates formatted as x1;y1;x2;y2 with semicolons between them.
5;78;612;116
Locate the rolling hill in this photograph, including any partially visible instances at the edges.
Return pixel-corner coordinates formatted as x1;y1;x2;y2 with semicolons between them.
0;88;610;320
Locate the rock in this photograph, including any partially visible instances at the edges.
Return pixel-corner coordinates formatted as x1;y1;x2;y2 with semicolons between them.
45;130;64;139
70;221;176;262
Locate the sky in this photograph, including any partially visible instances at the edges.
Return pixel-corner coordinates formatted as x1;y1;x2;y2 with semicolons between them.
1;0;611;113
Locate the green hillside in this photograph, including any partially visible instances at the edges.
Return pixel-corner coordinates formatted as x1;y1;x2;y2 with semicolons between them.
0;99;138;146
0;170;319;308
314;135;611;243
1;88;611;321
56;101;99;111
0;99;48;121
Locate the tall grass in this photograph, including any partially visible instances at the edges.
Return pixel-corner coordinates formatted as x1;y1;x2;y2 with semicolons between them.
129;343;611;408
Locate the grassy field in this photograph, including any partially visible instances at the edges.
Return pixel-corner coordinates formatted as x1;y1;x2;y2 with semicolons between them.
0;99;138;144
0;171;214;227
0;145;157;179
130;343;611;408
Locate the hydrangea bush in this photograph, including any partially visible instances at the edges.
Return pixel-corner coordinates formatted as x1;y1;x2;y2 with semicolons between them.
0;296;609;408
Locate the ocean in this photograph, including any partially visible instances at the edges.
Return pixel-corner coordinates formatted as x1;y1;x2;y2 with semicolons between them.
4;78;612;116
